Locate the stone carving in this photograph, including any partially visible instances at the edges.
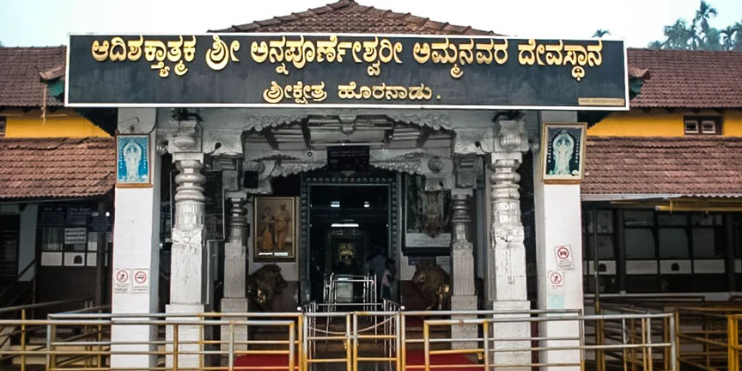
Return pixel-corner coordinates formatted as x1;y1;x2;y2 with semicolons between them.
411;261;451;310
247;265;288;310
495;120;530;154
173;160;206;236
272;161;326;177
387;113;452;131
427;157;445;173
371;160;421;174
244;115;305;132
202;129;243;157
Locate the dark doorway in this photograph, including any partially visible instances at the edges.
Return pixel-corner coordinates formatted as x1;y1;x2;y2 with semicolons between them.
308;184;390;302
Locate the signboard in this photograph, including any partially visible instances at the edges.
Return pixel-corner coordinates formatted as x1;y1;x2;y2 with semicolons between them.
554;245;575;270
548;271;564;287
66;34;628;110
64;228;88;244
132;269;150;293
114;269;131;293
327;146;370;173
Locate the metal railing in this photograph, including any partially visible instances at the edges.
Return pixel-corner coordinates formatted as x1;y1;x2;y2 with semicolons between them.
0;307;678;371
0;298;96;371
675;307;742;371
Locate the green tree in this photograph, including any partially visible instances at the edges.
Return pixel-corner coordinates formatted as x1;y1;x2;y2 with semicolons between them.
694;0;718;34
647;40;664;49
593;29;610;38
647;1;741;50
663;19;694;49
734;21;742;50
721;26;736;49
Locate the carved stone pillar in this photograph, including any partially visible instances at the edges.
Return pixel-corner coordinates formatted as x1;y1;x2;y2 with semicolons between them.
488;120;531;371
450;188;478;349
166;158;207;369
450;156;479;349
221;193;249;351
224;195;248;297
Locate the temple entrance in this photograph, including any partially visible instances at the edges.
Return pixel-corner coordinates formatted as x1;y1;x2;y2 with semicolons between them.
307;180;391;303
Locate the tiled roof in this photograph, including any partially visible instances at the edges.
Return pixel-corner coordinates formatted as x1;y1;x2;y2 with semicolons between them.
0;137;115;200
212;0;495;35
0;46;66;107
627;48;742;109
583;136;742;196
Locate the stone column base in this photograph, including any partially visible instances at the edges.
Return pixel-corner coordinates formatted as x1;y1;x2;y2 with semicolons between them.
491;300;531;371
166;304;205;369
451;295;478;350
220;298;249;351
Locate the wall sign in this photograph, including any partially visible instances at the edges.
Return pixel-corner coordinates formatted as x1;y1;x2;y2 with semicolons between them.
114;269;131;293
66;34;628;110
64;228;88;245
554;245;574;270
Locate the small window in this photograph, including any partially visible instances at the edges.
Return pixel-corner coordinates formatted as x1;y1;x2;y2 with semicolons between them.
684;120;699;134
0;117;5;137
685;117;721;135
701;120;718;134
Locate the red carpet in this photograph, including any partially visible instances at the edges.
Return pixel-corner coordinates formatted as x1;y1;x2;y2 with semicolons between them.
229;354;299;371
230;350;479;371
405;349;481;371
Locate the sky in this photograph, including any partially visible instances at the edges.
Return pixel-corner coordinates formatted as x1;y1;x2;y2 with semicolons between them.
0;0;740;48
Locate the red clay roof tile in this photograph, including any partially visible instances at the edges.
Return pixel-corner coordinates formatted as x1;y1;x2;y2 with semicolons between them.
628;48;742;109
211;0;496;35
583;136;742;196
0;137;115;200
0;46;66;107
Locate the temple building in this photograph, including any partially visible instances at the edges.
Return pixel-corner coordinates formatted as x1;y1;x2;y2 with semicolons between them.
3;1;742;370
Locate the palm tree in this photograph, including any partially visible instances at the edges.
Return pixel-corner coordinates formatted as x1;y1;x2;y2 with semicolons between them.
664;19;693;49
694;0;718;34
734;21;742;50
721;26;736;50
593;29;610;38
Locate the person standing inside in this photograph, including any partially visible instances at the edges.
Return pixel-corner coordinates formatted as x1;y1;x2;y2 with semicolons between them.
365;247;387;302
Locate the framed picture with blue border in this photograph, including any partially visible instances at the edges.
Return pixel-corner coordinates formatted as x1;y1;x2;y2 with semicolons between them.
116;135;151;188
540;123;587;184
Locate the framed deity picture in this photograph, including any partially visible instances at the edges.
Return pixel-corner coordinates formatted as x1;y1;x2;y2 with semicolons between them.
540;123;587;183
253;197;296;262
402;174;452;255
116;135;151;187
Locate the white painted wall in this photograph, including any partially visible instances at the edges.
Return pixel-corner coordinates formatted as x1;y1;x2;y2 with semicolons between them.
110;128;161;369
533;111;584;371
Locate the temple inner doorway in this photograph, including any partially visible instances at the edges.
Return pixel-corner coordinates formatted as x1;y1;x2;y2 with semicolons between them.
307;182;390;304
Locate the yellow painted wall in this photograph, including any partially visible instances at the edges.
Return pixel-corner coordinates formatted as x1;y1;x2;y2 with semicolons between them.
588;109;742;137
4;109;109;138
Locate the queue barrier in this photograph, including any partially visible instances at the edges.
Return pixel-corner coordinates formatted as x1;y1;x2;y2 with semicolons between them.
0;307;677;371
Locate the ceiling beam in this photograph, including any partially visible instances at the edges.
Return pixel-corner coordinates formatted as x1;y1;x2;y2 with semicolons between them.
263;129;279;150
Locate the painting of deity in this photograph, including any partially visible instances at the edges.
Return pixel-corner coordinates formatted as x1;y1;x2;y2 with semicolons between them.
541;123;587;183
116;135;150;187
254;197;296;262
